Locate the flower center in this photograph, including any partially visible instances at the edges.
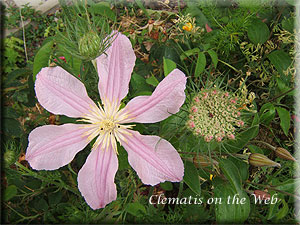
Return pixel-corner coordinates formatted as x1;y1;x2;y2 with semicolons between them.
79;100;134;153
101;119;116;132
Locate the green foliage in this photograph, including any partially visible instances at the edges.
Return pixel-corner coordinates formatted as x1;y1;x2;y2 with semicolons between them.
214;183;250;223
183;161;201;195
276;107;291;136
267;50;292;84
3;37;25;73
163;57;176;76
247;19;270;44
4;4;35;29
33;40;54;79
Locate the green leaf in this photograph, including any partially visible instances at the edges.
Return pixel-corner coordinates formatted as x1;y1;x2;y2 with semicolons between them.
194;52;206;77
34;197;49;211
228;157;249;182
126;202;146;216
183;161;201;195
248;19;270;44
284;0;297;6
219;159;242;193
248;145;265;154
3;118;22;137
134;0;150;19
48;191;63;206
207;49;218;68
185;4;208;27
160;181;173;191
222;126;259;153
214;183;250;223
268;50;292;83
4;185;18;201
276;107;291;136
33;40;54;80
259;103;276;125
146;74;159;86
251;113;260;127
118;146;129;170
130;72;152;96
267;190;280;220
163;57;176;76
88;2;116;21
3;107;20;119
4;68;31;87
275;199;289;220
282;17;294;33
272;178;300;193
180;48;200;61
276;77;292;94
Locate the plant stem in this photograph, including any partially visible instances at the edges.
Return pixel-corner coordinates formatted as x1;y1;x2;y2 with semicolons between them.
245;181;300;200
264;87;295;103
249;140;276;150
177;181;184;198
218;59;239;72
19;8;28;62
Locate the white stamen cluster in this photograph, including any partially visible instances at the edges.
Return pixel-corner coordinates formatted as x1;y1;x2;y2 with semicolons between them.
186;89;244;142
79;100;134;153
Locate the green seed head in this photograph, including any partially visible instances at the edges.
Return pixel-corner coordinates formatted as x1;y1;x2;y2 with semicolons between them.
79;31;102;60
4;150;16;167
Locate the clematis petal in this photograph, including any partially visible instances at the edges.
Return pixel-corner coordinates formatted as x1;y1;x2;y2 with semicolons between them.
35;67;97;118
123;69;186;123
96;32;136;106
78;144;118;209
26;124;91;170
121;130;184;185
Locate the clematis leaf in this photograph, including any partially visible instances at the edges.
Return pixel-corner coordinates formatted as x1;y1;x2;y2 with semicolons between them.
126;202;146;216
183;161;201;195
276;107;291;136
33;40;54;80
163;57;177;77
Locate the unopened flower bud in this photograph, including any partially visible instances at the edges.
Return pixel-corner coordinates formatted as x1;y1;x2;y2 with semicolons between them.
275;147;296;162
253;190;271;200
79;31;102;60
249;153;281;168
193;154;218;168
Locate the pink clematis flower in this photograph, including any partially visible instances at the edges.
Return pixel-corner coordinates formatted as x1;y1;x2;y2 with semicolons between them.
25;32;186;209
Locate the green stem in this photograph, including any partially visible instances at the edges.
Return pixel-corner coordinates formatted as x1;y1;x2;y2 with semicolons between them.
249;140;276;150
245;181;300;200
3;85;28;93
218;59;239;72
178;181;184;198
264;87;295;104
68;163;77;176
